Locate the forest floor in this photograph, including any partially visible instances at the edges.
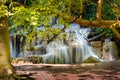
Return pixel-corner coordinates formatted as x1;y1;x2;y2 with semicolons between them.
12;60;120;80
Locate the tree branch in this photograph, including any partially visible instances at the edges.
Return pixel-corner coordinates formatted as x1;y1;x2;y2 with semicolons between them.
47;26;66;43
88;32;106;41
110;23;120;39
74;19;119;28
60;0;120;28
60;14;119;28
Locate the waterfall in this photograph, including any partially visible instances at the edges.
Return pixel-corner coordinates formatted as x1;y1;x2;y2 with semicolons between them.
42;42;72;63
10;23;118;63
42;23;102;64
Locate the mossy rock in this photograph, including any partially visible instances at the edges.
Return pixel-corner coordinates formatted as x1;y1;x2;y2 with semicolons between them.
24;55;42;64
83;56;100;63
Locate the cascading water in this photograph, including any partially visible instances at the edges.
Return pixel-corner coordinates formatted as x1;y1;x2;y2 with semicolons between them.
10;40;15;58
10;35;24;58
10;23;118;63
41;23;102;64
42;42;72;63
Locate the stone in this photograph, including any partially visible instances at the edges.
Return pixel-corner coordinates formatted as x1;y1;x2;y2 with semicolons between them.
83;56;100;63
24;55;42;64
102;41;119;61
91;41;103;58
91;41;119;61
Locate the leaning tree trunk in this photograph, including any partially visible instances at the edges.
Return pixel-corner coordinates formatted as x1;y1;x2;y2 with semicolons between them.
0;17;15;79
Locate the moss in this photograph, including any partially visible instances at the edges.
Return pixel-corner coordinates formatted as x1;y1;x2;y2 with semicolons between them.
29;46;36;51
83;57;100;63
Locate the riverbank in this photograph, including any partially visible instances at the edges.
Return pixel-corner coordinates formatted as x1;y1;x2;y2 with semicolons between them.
13;60;120;80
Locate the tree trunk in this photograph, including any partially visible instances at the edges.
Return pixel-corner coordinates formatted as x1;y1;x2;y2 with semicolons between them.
0;17;15;79
96;0;102;20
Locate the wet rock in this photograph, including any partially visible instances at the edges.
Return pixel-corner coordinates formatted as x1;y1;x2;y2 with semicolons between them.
24;55;43;64
91;41;119;61
91;41;103;58
102;41;119;61
83;56;100;63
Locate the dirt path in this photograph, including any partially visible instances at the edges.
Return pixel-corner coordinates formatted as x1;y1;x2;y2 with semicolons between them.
13;61;120;80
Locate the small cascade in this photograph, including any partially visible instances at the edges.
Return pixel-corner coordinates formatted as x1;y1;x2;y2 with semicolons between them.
74;28;102;63
10;35;24;58
41;24;102;64
10;36;16;58
42;42;72;63
10;39;16;58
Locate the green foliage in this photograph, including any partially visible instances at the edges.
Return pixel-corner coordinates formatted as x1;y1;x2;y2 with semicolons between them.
112;0;120;17
8;0;72;42
82;0;97;20
0;5;8;18
90;27;114;40
104;29;114;39
0;0;120;43
102;0;115;20
26;26;65;44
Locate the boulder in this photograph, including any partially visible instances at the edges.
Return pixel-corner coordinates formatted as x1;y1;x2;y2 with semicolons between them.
91;41;103;58
83;56;100;63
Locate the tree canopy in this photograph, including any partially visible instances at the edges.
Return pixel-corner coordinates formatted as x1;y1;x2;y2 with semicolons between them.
0;0;120;44
0;0;120;39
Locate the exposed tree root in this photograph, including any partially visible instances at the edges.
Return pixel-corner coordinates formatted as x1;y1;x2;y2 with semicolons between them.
0;65;19;80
